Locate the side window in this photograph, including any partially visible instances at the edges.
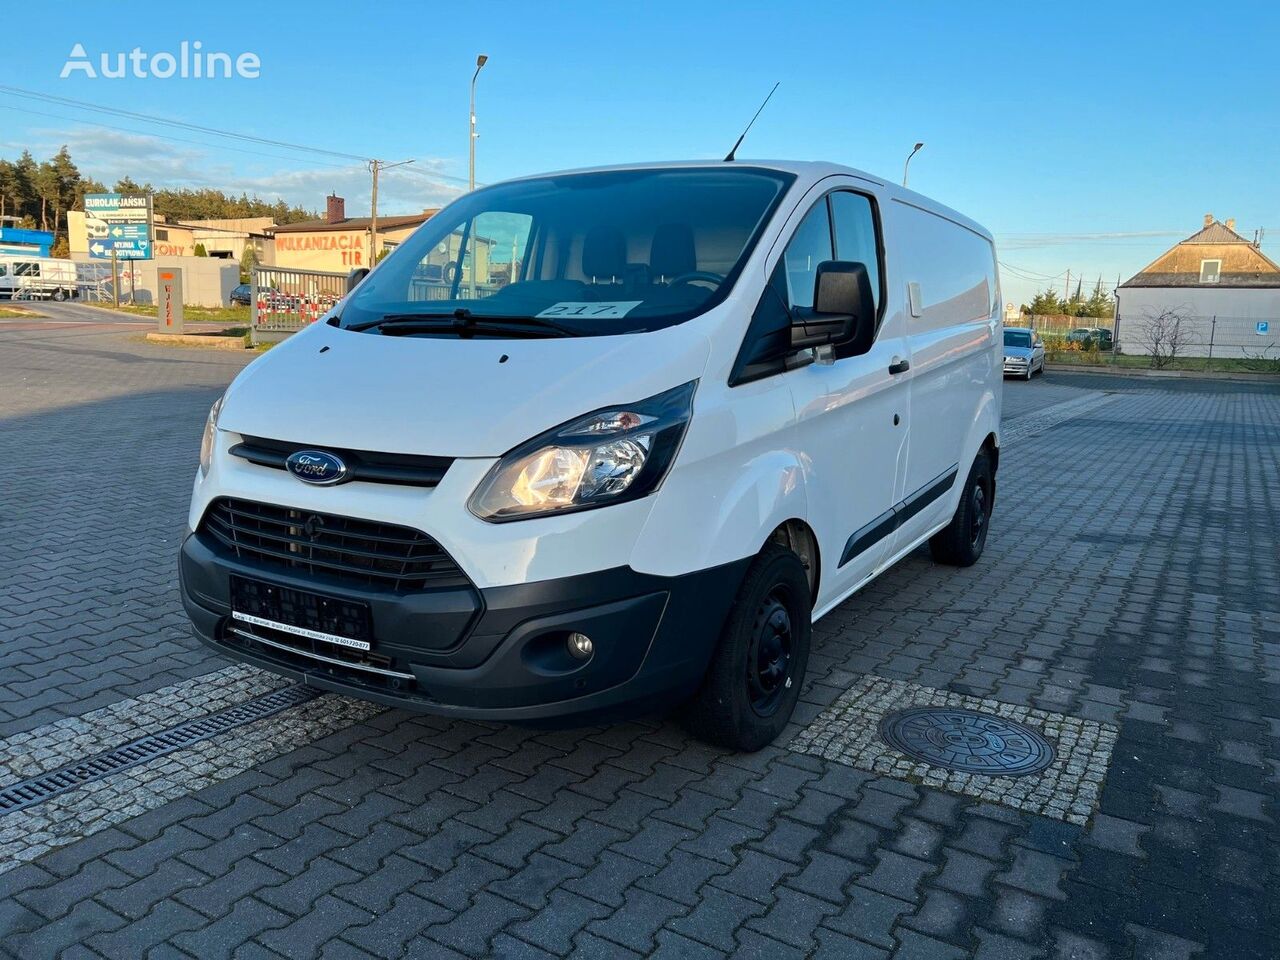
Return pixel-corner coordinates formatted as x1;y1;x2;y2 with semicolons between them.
782;202;833;310
405;211;533;301
830;191;881;315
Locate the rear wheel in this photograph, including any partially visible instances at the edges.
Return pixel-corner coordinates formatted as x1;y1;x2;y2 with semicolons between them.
52;288;66;302
929;451;993;567
684;544;811;751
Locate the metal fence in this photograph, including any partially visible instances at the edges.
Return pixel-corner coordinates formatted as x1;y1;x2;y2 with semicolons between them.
251;266;347;343
75;262;117;302
1116;313;1277;360
1019;314;1116;336
249;265;509;343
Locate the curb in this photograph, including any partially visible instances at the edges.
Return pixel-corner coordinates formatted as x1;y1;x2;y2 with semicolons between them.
1044;363;1280;384
145;331;248;350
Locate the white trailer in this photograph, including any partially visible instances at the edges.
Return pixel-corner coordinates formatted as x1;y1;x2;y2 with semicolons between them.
0;256;79;300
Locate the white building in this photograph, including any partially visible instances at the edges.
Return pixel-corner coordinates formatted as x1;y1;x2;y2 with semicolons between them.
1117;215;1279;358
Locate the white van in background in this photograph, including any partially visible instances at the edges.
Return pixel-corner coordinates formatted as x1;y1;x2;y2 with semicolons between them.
0;256;78;301
181;161;1001;750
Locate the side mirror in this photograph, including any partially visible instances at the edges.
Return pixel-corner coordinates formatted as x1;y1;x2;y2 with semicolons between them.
791;261;875;352
346;267;370;294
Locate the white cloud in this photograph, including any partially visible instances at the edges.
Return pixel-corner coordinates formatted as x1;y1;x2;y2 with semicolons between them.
3;125;463;215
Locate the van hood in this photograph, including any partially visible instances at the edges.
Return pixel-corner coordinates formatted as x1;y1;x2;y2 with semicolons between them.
218;324;711;458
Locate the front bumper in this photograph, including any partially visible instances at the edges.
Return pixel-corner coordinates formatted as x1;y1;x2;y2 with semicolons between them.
180;529;747;723
1002;357;1031;375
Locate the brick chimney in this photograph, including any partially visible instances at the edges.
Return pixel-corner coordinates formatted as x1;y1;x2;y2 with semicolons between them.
1204;213;1214;228
326;194;345;224
1226;217;1236;232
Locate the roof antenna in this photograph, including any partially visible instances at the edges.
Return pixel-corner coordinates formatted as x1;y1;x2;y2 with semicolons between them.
724;82;780;162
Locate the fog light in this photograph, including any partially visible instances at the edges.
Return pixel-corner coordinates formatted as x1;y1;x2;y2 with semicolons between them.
567;632;593;660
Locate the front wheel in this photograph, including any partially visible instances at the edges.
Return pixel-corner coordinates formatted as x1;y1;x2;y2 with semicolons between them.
683;544;811;751
52;288;66;302
929;451;994;567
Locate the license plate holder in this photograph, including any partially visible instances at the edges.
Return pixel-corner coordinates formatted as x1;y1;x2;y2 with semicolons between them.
230;576;373;652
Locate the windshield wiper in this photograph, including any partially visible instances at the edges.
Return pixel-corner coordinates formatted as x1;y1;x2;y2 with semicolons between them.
346;308;579;337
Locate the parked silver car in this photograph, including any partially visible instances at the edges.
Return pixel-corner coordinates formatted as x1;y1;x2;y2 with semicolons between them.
1003;327;1045;379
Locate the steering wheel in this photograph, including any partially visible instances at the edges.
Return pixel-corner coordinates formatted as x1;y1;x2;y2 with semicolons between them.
667;270;726;288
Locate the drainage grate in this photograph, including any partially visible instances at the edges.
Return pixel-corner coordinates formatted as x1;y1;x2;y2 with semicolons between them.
878;706;1055;776
0;684;321;815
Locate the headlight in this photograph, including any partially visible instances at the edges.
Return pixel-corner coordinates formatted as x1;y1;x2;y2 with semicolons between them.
469;381;697;522
199;395;224;477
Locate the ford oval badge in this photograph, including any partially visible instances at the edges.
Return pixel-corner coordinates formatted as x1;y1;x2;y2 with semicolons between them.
285;450;348;485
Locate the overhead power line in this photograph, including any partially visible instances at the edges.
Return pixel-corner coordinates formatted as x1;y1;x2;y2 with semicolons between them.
0;103;360;172
0;84;476;188
998;261;1068;282
0;84;368;162
999;261;1123;292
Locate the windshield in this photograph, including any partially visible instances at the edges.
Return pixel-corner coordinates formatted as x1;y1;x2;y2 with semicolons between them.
1004;329;1032;347
339;167;795;336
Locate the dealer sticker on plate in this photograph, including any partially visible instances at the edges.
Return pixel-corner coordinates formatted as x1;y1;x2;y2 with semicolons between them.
536;301;642;320
231;611;371;652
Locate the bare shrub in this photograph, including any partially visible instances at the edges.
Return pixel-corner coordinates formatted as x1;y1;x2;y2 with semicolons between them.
1137;309;1197;368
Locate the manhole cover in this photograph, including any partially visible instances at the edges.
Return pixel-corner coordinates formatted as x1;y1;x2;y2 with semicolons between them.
878;707;1055;776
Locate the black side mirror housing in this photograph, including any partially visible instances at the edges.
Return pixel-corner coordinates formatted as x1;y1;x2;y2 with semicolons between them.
346;267;370;294
790;261;875;352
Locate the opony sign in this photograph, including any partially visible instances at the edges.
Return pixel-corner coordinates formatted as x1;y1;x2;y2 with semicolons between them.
84;192;153;260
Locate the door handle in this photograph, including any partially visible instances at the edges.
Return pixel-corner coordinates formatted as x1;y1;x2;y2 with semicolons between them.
888;359;910;375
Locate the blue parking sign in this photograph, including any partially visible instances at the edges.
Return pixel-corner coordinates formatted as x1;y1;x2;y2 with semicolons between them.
1258;321;1270;335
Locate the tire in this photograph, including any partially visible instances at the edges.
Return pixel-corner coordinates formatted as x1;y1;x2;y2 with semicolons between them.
683;544;812;751
929;450;994;567
52;288;66;302
1024;363;1033;380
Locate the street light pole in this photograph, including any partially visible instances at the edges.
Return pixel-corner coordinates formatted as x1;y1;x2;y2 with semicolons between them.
469;54;489;193
467;54;489;299
903;142;924;188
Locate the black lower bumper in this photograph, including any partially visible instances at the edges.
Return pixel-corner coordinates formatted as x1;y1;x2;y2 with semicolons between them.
180;530;748;723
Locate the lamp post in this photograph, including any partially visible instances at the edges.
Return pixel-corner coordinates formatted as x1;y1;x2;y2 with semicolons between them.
466;54;489;298
469;54;489;193
903;142;924;188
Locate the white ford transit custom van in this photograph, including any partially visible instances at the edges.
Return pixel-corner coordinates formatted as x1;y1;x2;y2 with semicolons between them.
181;161;1002;750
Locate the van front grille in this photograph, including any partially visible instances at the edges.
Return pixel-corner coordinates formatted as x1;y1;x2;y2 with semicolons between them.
199;497;469;591
230;436;452;488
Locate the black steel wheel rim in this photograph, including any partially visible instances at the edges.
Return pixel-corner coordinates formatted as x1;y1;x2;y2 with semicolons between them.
969;483;987;547
747;586;793;717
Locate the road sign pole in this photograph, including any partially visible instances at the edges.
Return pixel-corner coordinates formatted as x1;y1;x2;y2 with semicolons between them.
111;250;119;309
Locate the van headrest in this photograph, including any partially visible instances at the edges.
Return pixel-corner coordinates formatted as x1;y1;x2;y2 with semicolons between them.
649;223;696;280
582;226;626;282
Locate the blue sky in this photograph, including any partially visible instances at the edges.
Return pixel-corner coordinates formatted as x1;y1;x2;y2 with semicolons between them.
2;0;1278;306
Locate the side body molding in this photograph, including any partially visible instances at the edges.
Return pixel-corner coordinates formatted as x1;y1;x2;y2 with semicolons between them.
839;464;959;567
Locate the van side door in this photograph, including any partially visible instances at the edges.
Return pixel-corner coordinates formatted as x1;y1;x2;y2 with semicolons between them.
773;185;910;610
888;201;1000;553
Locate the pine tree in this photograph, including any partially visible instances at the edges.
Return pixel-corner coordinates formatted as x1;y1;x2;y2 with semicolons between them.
1084;277;1114;319
1028;288;1064;316
239;245;258;283
10;152;39;224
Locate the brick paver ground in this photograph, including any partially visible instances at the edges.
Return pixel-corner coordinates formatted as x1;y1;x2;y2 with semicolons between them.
2;320;1277;959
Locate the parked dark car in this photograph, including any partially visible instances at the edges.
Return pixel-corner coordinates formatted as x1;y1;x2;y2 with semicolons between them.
229;283;252;306
1066;327;1113;350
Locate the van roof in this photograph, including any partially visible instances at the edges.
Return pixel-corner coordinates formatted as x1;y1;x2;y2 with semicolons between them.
498;159;992;242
